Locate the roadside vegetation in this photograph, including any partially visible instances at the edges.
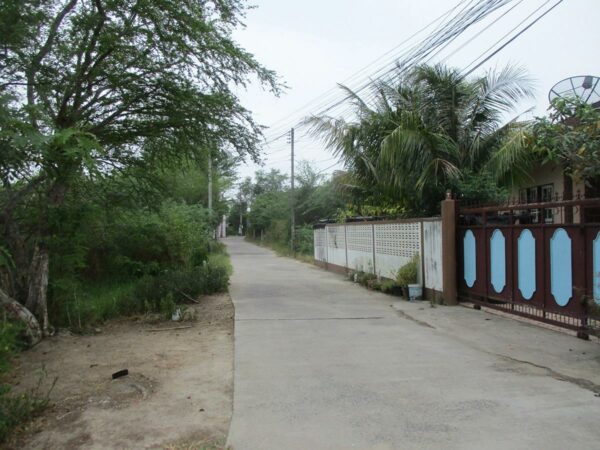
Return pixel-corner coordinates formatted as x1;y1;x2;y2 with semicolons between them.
235;64;600;259
232;162;349;259
0;0;277;442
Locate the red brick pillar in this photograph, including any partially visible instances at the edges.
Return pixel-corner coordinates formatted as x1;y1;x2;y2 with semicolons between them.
441;194;458;305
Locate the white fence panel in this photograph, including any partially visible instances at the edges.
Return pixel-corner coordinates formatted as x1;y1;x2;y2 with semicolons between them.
346;225;374;272
326;225;347;267
423;220;443;292
314;228;327;262
315;218;444;297
374;222;421;280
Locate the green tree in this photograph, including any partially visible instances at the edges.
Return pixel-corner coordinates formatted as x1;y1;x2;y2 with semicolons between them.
307;64;533;214
0;0;277;338
533;97;600;182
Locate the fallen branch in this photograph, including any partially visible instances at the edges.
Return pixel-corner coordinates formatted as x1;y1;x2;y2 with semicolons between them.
176;290;199;304
144;325;192;332
0;286;41;346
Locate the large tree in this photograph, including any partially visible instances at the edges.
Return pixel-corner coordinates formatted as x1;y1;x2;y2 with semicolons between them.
0;0;277;340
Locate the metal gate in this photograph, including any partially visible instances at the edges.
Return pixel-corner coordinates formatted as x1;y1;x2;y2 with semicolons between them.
457;197;600;331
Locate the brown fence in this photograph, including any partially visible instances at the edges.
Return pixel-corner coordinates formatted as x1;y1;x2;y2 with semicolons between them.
457;196;600;332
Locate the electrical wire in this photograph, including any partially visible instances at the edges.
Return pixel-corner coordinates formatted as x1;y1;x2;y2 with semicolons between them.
298;0;517;124
257;0;560;179
461;0;564;78
261;0;476;139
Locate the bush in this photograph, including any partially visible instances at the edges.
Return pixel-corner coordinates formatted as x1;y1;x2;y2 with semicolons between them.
135;254;231;311
264;219;288;245
48;198;231;329
396;254;419;286
356;270;377;287
50;251;232;329
294;226;314;255
380;279;398;294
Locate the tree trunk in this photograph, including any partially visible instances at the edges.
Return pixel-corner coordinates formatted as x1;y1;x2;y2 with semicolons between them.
0;287;42;346
25;243;50;336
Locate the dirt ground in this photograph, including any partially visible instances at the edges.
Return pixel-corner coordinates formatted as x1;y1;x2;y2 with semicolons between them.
4;294;234;450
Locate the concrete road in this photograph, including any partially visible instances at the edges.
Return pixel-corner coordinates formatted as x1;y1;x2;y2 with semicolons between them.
225;237;600;450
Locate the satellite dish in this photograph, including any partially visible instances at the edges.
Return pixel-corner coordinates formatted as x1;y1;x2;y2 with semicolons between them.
549;75;600;105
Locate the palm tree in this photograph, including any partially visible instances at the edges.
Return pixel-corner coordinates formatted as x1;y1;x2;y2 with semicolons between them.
306;64;535;214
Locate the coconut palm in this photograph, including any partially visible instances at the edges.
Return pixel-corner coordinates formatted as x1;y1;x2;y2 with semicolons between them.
306;64;535;214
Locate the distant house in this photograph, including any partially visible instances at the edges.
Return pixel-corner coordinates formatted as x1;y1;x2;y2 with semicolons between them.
512;161;600;224
510;77;600;224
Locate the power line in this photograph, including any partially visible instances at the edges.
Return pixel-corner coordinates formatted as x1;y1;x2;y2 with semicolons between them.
304;0;553;124
439;0;525;64
297;0;517;125
261;0;477;140
256;0;558;180
461;0;564;78
317;161;343;175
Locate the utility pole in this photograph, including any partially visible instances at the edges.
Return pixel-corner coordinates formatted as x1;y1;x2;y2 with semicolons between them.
207;150;213;212
289;127;295;252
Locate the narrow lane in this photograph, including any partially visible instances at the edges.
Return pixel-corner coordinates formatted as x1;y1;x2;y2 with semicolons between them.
225;237;600;450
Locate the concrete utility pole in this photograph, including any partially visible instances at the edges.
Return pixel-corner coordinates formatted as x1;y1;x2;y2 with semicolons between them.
289;127;295;252
207;150;213;212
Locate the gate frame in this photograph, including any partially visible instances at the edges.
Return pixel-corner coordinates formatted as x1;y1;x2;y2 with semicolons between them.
456;196;600;333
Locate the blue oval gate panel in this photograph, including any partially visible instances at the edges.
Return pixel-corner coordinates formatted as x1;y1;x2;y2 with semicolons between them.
490;229;506;293
517;229;536;300
550;228;572;307
594;232;600;304
464;230;476;288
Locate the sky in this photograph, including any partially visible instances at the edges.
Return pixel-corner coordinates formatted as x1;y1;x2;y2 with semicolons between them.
231;0;600;182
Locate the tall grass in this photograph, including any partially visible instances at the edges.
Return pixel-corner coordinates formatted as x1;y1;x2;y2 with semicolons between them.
50;252;232;329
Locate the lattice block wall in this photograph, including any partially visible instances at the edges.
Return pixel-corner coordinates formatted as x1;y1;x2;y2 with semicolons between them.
326;225;347;267
347;225;374;272
313;228;327;262
374;223;421;257
423;220;443;291
374;222;421;279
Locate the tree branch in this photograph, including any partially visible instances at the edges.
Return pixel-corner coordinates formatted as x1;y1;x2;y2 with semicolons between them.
26;0;79;128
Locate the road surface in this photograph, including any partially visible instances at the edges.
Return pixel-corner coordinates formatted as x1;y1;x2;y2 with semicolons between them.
225;237;600;450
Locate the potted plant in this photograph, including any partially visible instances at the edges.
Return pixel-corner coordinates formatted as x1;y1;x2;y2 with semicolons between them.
396;254;422;301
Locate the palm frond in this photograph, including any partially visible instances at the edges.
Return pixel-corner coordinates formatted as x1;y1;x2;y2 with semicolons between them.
475;65;535;116
486;121;535;187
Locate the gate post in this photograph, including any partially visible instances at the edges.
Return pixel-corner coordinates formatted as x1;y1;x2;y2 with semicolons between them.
441;193;458;305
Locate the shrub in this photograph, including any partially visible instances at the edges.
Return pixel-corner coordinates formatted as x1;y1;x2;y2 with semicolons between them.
380;279;398;294
356;270;377;287
134;253;231;313
294;226;314;255
396;254;419;286
48;198;231;329
50;251;232;329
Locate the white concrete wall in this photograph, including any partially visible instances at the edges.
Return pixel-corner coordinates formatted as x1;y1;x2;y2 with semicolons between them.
326;225;347;267
373;222;421;280
314;228;327;262
346;224;374;272
423;220;443;292
316;219;443;296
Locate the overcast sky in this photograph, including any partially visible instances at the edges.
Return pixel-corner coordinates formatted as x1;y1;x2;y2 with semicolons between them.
232;0;600;182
